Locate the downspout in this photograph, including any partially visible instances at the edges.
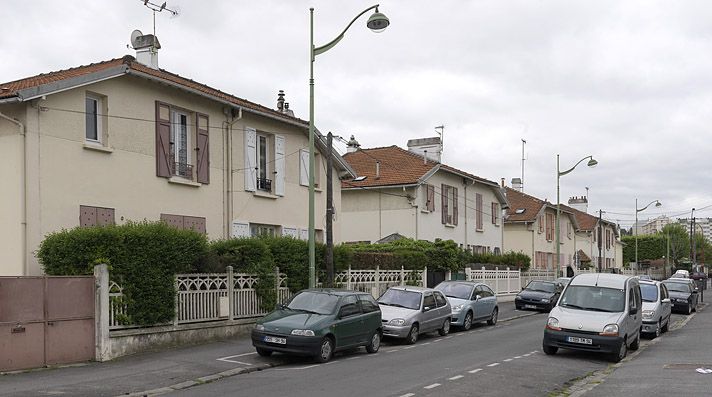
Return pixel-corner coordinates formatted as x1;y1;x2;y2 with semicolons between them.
463;180;468;249
0;111;27;275
531;222;536;268
225;108;243;238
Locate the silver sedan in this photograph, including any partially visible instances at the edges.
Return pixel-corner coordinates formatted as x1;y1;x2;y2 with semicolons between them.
378;286;451;344
435;281;498;330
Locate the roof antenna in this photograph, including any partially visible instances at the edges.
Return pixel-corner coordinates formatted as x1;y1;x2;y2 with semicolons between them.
435;125;444;161
140;0;180;38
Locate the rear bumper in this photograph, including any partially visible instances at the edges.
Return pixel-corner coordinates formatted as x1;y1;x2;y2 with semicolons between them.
543;328;624;355
251;330;322;356
382;323;411;338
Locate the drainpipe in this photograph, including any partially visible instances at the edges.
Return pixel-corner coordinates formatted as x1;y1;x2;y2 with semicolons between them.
225;108;243;238
0;111;27;275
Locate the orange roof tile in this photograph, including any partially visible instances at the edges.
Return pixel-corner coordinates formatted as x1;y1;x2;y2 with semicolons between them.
342;146;436;188
504;187;546;222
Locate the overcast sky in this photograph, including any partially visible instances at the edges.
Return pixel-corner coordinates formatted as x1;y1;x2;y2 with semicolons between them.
2;0;711;228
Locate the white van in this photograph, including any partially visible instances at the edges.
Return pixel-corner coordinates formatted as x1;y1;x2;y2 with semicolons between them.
542;273;642;363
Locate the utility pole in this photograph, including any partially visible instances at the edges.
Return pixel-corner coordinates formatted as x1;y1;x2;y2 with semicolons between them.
598;209;603;273
325;132;334;287
690;208;695;270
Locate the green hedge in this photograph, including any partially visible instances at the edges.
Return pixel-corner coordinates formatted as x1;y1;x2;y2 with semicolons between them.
37;221;207;325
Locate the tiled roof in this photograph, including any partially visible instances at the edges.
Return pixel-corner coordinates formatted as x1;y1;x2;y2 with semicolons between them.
342;146;437;188
0;55;306;126
504;187;546;222
561;204;598;231
577;249;591;262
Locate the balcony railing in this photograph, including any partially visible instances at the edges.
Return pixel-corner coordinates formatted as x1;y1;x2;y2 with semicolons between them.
170;153;193;179
257;177;272;192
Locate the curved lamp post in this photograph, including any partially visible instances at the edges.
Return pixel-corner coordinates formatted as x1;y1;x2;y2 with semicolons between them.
556;155;597;275
308;6;390;288
634;199;662;268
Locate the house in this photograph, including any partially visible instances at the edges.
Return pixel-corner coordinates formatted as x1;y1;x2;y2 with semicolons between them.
0;38;354;276
503;187;579;272
566;196;623;270
340;137;509;253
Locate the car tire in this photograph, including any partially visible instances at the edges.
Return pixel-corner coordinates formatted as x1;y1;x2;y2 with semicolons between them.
687;304;692;315
630;333;640;351
653;321;661;339
405;324;419;345
543;344;558;355
515;304;522;311
462;311;473;331
487;308;498;326
438;318;451;336
661;317;669;333
314;336;334;363
610;340;627;363
365;331;381;354
256;347;273;357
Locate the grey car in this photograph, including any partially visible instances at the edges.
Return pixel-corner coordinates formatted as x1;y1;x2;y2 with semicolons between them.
434;281;498;330
378;286;451;344
639;280;672;338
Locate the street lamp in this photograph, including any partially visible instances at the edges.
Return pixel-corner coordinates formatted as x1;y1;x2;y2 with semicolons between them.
556;155;597;276
634;199;662;269
308;5;390;288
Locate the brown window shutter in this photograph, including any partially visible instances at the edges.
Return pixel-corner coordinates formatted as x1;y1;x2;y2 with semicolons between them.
428;184;435;212
155;101;172;178
184;216;207;234
452;187;458;225
96;207;115;226
441;184;448;224
80;205;97;227
476;193;483;230
196;113;210;184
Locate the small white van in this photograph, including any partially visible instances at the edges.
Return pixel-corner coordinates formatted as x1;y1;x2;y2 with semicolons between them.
542;273;642;362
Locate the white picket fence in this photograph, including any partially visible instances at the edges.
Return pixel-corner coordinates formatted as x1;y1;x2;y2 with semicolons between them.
464;267;521;295
317;265;427;299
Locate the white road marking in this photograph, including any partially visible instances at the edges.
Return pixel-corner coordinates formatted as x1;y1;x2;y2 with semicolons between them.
449;375;464;380
433;338;443;342
514;356;522;359
468;368;482;374
216;352;257;365
346;356;362;360
444;335;453;339
487;362;500;367
400;394;415;397
386;349;401;353
455;333;464;337
403;346;416;350
503;358;513;362
531;350;539;353
422;342;431;345
275;364;320;371
424;383;441;389
523;353;531;357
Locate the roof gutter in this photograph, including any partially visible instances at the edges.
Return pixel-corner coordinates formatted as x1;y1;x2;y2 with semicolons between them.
0;111;27;275
342;183;419;191
16;65;130;102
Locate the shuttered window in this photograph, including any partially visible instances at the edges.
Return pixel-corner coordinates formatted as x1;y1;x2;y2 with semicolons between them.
424;184;435;212
441;184;457;225
538;215;544;233
545;213;555;241
274;135;285;196
475;193;483;230
196;113;209;184
155;101;209;184
80;205;115;227
299;149;309;187
491;202;500;225
441;184;449;224
160;213;206;234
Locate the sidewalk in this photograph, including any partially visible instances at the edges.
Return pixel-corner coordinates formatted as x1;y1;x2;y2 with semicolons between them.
0;301;538;397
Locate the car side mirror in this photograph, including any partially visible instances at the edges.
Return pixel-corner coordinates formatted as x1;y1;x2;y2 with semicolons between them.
275;303;285;310
423;306;432;312
475;295;482;301
693;290;699;294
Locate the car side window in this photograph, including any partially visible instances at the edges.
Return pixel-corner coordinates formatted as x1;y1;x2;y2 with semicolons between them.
339;295;362;318
635;286;642;308
660;284;668;301
434;291;448;307
473;285;483;300
628;288;636;312
423;293;436;309
358;295;379;313
481;285;494;297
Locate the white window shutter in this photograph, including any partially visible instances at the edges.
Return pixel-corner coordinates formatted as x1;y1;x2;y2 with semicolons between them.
298;228;308;241
299;149;309;186
244;127;257;192
282;227;298;238
275;135;286;196
231;221;250;238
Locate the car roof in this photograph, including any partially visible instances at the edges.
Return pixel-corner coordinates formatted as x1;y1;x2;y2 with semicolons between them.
436;281;486;287
639;279;660;286
528;280;557;284
388;286;432;293
569;273;634;289
663;278;693;284
300;288;371;296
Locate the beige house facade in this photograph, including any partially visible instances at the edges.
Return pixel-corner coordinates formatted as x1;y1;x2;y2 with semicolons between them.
340;141;508;253
0;55;353;276
564;198;623;270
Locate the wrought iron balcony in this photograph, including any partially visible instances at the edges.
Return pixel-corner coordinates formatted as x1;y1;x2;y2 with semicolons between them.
257;177;272;192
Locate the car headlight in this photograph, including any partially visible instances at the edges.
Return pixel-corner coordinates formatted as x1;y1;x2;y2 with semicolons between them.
290;329;315;336
254;324;265;331
541;298;550;303
546;317;560;330
515;295;522;300
600;324;619;336
642;310;655;320
452;304;465;311
388;318;406;326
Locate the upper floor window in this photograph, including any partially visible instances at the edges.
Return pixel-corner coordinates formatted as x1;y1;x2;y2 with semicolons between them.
491;202;500;226
85;94;106;144
155;101;210;184
257;134;272;192
424;184;435;212
441;184;458;225
171;109;191;178
545;213;555;241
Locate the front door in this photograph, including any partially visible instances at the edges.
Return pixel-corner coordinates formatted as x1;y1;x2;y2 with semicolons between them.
333;295;363;348
421;293;438;332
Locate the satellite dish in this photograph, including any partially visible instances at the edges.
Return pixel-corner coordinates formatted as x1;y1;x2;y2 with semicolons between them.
130;29;143;48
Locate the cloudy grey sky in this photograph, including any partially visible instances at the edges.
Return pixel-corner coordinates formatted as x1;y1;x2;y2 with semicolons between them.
2;0;711;227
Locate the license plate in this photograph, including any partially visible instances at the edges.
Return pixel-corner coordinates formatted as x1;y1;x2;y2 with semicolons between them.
264;336;286;344
566;336;592;345
524;304;537;309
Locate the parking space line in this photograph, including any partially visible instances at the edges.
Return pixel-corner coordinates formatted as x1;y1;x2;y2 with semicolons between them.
403;346;416;350
468;368;482;374
422;342;431;345
275;364;320;371
346;356;362;360
444;335;453;339
503;358;513;362
424;383;441;389
433;338;443;342
522;353;531;357
400;394;415;397
216;352;257;365
513;356;522;359
448;375;464;380
487;362;500;367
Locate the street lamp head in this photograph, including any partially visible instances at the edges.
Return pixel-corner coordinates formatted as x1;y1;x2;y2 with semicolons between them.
587;158;598;168
655;201;662;207
367;8;390;33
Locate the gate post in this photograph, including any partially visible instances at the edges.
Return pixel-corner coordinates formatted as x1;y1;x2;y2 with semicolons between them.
94;264;111;362
227;266;234;321
422;266;428;287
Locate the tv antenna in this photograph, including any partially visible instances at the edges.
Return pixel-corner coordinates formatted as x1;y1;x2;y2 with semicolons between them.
139;0;180;38
435;125;444;160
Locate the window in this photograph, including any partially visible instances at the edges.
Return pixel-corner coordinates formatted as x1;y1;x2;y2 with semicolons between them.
250;223;278;237
80;205;115;227
155;101;210;184
256;134;271;192
424;184;435;212
339;295;361;317
441;184;458;225
358;295;379;313
538;215;544;234
434;291;448;307
85;95;102;143
491;202;500;225
423;293;436;309
545;213;555;241
160;213;206;234
476;193;483;230
480;285;494;297
299;149;321;188
172;110;191;178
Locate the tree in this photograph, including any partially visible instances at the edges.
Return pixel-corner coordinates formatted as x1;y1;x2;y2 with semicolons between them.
659;224;690;266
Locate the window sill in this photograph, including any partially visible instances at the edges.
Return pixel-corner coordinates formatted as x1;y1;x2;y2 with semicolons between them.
476;228;484;233
444;223;456;228
168;177;202;187
300;185;323;192
421;209;433;214
254;190;280;199
83;142;113;153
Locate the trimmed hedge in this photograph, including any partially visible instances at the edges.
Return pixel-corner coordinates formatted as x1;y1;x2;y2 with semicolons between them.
37;221;207;325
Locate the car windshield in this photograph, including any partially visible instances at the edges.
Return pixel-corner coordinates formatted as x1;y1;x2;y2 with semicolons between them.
378;289;422;310
640;283;658;302
663;282;691;293
559;285;625;312
525;281;556;293
286;291;339;315
556;278;570;286
435;283;473;300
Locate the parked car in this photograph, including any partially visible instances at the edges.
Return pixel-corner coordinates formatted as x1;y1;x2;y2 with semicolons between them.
251;289;382;363
690;271;707;281
662;279;699;315
543;273;642;363
639;280;672;338
434;281;498;331
378;286;451;344
515;280;562;311
555;277;572;289
672;270;690;278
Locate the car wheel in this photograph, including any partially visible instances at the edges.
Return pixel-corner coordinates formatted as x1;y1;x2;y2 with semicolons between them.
543;343;558;355
314;336;334;363
365;331;381;354
661;317;669;333
462;311;473;331
487;308;498;326
653;321;661;339
630;333;640;351
438;318;451;336
515;304;522;310
687;304;692;315
256;347;273;357
405;324;419;345
610;340;627;363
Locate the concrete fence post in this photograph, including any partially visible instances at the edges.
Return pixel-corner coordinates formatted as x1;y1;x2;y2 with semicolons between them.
481;266;486;282
94;264;110;362
347;265;352;290
445;270;452;281
507;267;511;293
422;266;428;287
495;267;500;294
173;275;179;326
375;265;381;297
400;265;405;286
227;266;234;320
274;266;280;303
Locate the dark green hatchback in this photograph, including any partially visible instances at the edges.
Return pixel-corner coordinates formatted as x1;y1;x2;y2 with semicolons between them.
251;289;382;363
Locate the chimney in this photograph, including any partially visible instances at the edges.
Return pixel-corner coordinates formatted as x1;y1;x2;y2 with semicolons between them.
568;196;589;213
133;33;161;69
283;102;294;117
346;135;361;153
407;137;442;163
511;178;523;192
376;161;381;179
277;90;285;112
501;178;505;187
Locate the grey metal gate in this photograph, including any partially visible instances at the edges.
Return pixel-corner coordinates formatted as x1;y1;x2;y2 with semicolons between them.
0;276;95;372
